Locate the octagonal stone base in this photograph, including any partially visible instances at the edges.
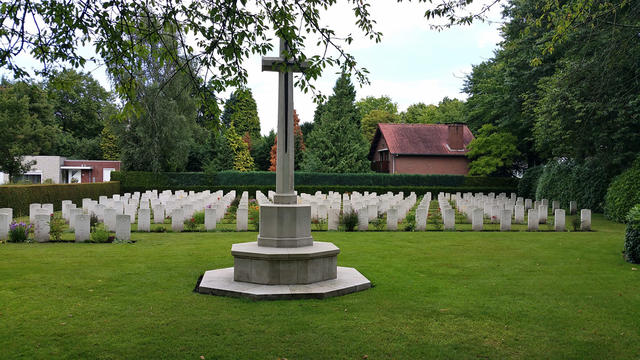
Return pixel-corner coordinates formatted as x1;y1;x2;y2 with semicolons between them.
232;241;339;285
198;266;371;300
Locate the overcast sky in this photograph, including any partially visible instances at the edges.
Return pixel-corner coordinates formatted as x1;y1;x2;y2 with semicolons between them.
2;1;505;135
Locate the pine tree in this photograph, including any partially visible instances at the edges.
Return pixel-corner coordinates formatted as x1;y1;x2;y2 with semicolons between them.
302;74;370;173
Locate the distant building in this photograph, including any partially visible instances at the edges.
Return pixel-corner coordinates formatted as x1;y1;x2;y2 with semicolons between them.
368;123;475;175
12;156;120;184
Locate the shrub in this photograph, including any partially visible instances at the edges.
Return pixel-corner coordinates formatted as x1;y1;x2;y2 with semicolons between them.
192;211;205;224
372;216;386;231
8;222;31;243
49;214;66;241
341;211;358;232
624;205;640;264
90;214;100;231
89;229;111;243
518;166;544;200
536;158;610;211
605;157;640;223
184;217;198;231
429;209;443;231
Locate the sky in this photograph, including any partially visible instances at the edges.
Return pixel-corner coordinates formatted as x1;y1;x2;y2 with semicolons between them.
1;1;505;135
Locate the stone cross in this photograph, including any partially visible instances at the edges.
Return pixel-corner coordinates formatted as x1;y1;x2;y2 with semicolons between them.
262;38;309;204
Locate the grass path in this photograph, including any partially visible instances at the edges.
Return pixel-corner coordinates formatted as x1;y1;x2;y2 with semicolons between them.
1;215;638;359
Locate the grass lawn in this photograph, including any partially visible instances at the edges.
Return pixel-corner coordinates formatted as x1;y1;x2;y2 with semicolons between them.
1;214;639;359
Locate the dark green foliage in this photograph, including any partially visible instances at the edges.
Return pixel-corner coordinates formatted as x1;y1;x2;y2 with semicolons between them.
8;222;30;243
518;166;544;200
0;182;120;217
220;88;261;140
251;130;275;171
89;229;111;243
112;170;518;195
605;157;640;223
535;159;610;211
303;74;370;173
624;205;640;264
205;131;234;172
0;79;60;178
341;211;358;232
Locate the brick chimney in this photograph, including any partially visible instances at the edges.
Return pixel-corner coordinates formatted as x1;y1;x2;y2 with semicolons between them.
447;123;464;151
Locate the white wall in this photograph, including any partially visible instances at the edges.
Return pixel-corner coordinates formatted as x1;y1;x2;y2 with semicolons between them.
22;156;65;183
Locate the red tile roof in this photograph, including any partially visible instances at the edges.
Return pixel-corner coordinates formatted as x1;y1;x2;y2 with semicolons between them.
371;123;474;157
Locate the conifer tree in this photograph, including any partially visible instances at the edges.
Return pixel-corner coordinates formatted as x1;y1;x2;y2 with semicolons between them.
226;125;255;172
302;74;370;173
221;88;261;140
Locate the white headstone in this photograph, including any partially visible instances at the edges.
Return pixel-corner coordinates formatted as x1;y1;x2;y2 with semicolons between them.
153;205;165;224
115;214;131;241
204;207;217;231
538;204;548;224
34;214;50;242
75;214;90;242
236;206;248;231
554;209;565;231
172;209;183;232
69;208;84;230
42;203;54;215
527;209;539;231
104;208;117;232
514;205;525;224
472;208;483;231
500;209;512;231
0;213;9;240
328;208;339;231
580;209;591;231
29;203;42;223
137;208;151;232
443;208;455;231
387;207;398;231
357;207;368;231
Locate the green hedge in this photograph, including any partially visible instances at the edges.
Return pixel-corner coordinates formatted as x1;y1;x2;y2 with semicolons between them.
0;182;121;217
535;158;611;212
112;171;518;194
624;204;640;263
605;156;640;222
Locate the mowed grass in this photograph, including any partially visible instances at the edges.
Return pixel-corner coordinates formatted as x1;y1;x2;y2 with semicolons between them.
1;215;639;359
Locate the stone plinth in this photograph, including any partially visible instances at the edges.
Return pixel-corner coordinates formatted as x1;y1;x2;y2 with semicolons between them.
198;266;371;300
232;241;339;285
257;204;312;247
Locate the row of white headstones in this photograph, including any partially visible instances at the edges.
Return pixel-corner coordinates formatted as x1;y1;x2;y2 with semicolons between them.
0;190;593;242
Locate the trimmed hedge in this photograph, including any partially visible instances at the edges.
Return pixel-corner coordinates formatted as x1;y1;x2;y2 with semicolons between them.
0;182;121;217
605;156;640;222
112;171;518;194
535;158;611;212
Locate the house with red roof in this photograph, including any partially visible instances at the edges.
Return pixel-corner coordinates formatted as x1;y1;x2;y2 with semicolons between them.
368;123;475;175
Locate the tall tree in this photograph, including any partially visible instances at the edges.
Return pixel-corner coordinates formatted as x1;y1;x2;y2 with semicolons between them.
0;80;59;178
356;95;398;119
220;88;261;140
361;110;400;142
302;74;370;173
467;124;520;176
111;14;199;172
400;103;438;124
